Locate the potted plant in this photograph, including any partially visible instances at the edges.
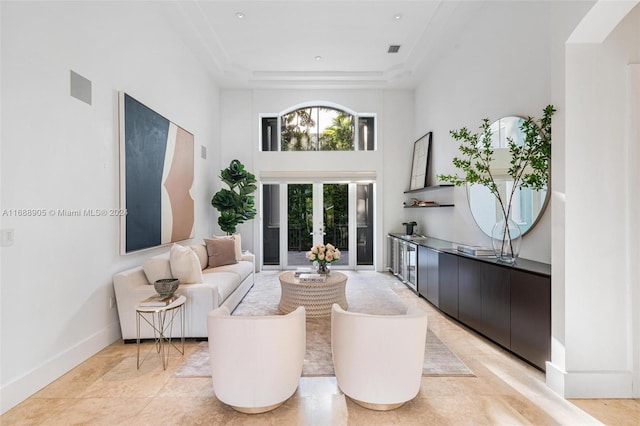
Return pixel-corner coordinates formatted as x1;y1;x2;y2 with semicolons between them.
438;105;555;263
211;159;257;235
402;221;417;236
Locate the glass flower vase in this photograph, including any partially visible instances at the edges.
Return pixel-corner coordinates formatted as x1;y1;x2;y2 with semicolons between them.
491;215;522;264
314;260;331;275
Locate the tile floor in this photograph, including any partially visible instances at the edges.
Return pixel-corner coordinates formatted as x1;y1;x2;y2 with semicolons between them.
2;271;639;425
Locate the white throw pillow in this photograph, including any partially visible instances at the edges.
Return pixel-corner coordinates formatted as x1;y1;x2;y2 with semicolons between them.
170;244;204;284
142;256;174;285
212;234;242;261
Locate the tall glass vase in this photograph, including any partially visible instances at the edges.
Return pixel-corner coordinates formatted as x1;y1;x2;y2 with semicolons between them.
491;214;522;264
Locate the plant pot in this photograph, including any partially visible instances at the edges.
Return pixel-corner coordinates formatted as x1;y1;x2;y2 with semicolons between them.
404;224;415;236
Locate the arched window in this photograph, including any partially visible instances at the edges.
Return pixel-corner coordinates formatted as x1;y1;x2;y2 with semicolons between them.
261;103;376;151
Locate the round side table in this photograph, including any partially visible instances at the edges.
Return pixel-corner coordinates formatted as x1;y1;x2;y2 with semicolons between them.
135;294;186;370
278;271;348;317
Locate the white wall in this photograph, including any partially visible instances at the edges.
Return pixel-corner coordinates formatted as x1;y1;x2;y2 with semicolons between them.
547;0;640;398
220;89;414;269
412;1;590;264
0;1;220;413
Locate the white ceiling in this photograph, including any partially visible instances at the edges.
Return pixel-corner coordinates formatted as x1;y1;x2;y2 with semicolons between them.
158;0;483;89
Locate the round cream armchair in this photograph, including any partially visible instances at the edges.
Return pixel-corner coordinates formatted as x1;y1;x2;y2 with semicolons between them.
331;303;428;410
207;305;306;413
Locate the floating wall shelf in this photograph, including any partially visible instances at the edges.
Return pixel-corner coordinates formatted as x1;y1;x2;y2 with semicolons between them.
404;184;454;194
404;204;454;208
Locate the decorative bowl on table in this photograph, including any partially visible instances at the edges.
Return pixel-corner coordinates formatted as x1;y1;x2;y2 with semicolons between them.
154;278;179;297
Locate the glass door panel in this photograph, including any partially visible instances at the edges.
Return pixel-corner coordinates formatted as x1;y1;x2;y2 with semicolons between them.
262;184;280;266
322;184;348;267
356;183;374;266
287;184;313;267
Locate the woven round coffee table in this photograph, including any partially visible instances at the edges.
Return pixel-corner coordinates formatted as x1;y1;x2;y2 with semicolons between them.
278;271;348;317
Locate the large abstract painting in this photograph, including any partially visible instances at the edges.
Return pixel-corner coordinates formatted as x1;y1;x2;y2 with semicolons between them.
119;92;194;254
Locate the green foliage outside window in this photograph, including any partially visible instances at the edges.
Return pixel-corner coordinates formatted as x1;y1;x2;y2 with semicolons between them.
281;107;354;151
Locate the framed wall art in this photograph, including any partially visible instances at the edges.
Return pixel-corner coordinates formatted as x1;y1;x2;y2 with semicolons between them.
409;131;432;190
119;92;194;254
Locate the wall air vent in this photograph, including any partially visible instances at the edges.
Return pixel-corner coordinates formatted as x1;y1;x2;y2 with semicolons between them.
388;45;401;53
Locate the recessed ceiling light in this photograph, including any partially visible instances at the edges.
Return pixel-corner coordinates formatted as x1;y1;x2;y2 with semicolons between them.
235;12;245;19
394;14;402;20
315;56;322;61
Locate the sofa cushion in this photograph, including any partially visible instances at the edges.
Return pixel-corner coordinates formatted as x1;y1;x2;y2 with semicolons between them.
211;234;242;261
202;270;242;302
205;238;238;268
190;243;208;270
142;256;174;285
170;244;204;284
207;260;254;281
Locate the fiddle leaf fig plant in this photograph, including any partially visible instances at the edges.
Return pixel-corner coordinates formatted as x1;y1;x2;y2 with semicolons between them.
438;105;556;221
211;159;257;235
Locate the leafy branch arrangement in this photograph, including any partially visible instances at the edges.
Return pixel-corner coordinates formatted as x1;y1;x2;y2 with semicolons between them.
439;105;555;219
211;159;257;235
438;105;555;255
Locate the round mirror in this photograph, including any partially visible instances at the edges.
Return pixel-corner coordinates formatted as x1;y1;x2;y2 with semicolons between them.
467;116;550;236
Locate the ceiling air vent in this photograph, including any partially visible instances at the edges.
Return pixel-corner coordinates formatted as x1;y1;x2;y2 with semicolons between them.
388;45;401;53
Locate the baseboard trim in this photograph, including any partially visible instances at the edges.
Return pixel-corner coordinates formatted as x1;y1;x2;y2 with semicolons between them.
545;361;633;398
545;361;566;396
0;322;121;415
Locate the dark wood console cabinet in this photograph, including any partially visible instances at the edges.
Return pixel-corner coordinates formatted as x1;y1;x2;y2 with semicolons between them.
458;257;511;349
510;270;551;370
390;234;551;371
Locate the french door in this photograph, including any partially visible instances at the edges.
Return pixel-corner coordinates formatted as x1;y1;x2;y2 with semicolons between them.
261;182;374;270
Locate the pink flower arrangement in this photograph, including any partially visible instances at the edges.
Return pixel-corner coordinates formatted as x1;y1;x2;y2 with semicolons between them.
306;243;341;263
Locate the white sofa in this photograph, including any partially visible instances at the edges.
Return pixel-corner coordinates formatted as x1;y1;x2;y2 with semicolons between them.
113;242;255;341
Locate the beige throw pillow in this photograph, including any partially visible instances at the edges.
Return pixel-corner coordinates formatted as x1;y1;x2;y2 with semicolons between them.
142;256;174;285
169;244;204;284
211;234;242;261
205;238;238;268
190;243;208;270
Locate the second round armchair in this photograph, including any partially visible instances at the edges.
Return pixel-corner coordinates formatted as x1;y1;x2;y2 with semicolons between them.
331;303;428;410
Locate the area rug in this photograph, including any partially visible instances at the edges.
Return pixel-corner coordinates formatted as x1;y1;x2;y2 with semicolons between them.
175;271;473;377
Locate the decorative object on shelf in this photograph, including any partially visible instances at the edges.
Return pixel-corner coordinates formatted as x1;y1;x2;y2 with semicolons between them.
211;159;257;235
154;278;179;297
438;105;555;264
404;198;438;207
409;132;432;190
402;221;417;236
306;243;341;275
